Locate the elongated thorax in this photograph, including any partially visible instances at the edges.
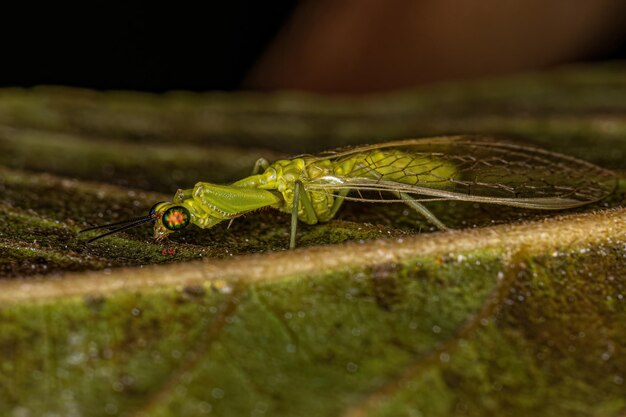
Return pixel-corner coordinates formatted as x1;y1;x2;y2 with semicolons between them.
169;182;283;230
232;158;338;224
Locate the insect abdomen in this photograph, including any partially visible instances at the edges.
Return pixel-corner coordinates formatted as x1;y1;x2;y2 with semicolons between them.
332;149;456;187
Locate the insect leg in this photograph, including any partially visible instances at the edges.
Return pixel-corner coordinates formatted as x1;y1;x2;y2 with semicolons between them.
290;182;300;249
251;158;270;175
327;188;350;218
290;181;318;249
395;192;449;231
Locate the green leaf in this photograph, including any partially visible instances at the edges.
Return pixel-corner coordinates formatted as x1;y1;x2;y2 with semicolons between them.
1;63;625;416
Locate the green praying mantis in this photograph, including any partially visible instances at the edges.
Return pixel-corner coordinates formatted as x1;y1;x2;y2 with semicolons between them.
80;136;617;249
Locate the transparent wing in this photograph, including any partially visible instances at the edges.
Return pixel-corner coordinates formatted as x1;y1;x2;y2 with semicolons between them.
303;136;617;209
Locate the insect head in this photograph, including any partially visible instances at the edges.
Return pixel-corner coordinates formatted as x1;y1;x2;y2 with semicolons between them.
80;202;191;243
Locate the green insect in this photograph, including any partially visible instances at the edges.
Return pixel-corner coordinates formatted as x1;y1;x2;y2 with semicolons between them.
80;136;616;248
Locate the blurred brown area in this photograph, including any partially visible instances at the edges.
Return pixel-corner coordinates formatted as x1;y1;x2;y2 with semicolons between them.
244;0;626;93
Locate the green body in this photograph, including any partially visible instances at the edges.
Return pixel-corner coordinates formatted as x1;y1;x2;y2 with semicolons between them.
83;136;614;246
153;148;454;241
147;136;615;246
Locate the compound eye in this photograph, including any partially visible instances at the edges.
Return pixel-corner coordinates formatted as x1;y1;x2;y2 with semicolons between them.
149;201;168;217
162;206;191;231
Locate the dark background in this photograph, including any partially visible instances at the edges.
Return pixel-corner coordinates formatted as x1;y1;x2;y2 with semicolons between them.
1;3;623;93
0;3;296;92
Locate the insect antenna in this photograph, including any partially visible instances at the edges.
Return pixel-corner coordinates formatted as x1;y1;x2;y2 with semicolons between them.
79;215;153;233
84;217;156;244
